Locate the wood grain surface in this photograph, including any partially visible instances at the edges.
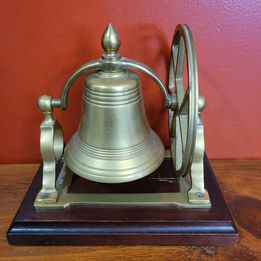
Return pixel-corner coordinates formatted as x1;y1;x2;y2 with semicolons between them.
0;161;260;260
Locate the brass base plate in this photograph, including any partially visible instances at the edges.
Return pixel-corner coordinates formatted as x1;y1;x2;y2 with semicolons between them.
34;156;210;208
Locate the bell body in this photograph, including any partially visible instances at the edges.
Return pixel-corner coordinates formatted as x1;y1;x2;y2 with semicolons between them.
64;70;164;183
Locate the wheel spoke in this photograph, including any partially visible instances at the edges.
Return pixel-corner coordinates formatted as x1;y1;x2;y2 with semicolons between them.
175;36;185;79
178;114;187;154
168;110;174;131
176;80;184;108
174;36;185;108
168;55;175;94
174;116;183;170
179;89;189;115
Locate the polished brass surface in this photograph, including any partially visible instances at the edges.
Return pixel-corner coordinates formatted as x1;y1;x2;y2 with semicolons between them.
36;23;210;208
35;95;64;203
34;156;210;209
64;70;165;183
168;24;198;177
51;24;173;110
101;23;121;54
64;24;165;183
187;95;209;204
168;24;210;203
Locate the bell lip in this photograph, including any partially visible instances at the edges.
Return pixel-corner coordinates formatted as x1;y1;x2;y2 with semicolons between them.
69;151;164;184
64;130;165;184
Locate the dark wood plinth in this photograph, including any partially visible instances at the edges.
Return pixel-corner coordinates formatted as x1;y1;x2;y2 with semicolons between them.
7;157;237;246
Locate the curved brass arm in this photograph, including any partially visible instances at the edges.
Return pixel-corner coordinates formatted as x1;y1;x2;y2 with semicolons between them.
51;60;101;109
119;58;173;109
51;57;176;110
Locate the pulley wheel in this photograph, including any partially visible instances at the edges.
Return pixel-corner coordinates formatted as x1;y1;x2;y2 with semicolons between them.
168;24;198;177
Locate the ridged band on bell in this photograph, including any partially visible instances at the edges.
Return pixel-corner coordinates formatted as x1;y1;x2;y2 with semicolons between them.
64;70;165;183
83;72;142;107
64;130;164;183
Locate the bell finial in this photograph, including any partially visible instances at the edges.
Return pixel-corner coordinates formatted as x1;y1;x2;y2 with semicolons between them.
101;23;121;54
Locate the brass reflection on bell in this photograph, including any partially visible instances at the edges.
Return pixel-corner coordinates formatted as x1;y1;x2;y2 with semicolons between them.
35;23;210;209
65;25;165;183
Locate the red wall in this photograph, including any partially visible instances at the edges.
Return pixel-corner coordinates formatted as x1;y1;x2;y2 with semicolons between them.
1;0;261;163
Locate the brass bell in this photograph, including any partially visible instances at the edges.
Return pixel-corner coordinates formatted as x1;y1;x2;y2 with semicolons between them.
35;23;210;209
8;23;239;247
64;24;165;183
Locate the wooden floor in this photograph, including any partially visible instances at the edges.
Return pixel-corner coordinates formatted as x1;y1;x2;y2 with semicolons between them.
0;160;260;260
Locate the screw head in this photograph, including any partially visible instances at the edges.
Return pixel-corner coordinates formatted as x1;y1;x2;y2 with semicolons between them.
42;192;51;199
195;192;204;198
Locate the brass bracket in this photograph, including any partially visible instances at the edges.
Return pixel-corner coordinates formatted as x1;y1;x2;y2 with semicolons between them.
188;115;210;204
35;95;64;204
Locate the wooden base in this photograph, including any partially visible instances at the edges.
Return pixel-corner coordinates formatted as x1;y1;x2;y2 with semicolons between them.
7;157;237;245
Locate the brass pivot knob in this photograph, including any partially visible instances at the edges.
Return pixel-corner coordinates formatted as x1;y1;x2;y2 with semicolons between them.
38;95;53;114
